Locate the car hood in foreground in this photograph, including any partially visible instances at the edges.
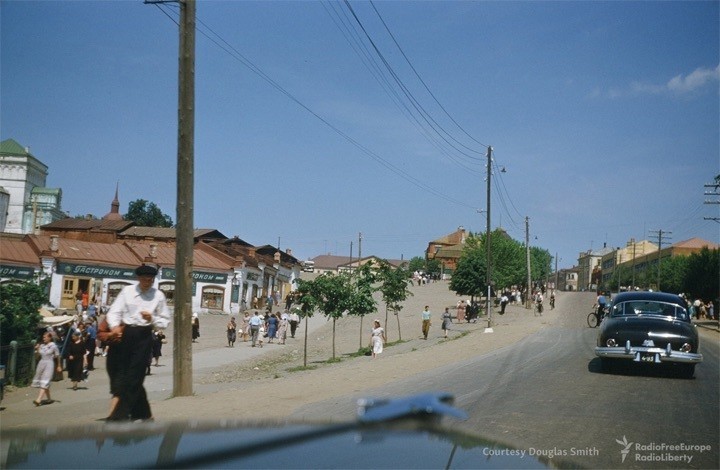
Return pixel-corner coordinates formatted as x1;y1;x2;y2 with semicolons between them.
1;419;550;469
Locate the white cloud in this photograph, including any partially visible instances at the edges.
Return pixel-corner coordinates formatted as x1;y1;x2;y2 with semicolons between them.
595;64;720;99
666;64;720;93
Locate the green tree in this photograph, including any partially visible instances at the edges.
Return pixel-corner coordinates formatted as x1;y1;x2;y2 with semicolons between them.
408;256;426;273
377;260;412;341
683;248;719;301
450;241;486;298
299;273;354;360
658;256;689;294
350;263;378;350
426;258;441;277
294;278;321;367
1;282;46;347
124;199;174;227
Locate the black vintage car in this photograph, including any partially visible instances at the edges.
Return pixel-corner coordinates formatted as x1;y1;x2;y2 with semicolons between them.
594;291;702;378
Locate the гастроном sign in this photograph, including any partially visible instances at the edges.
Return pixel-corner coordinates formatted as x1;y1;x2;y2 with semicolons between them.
161;268;227;284
57;263;137;280
0;264;36;280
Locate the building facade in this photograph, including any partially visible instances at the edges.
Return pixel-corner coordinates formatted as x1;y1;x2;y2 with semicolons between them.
0;139;65;234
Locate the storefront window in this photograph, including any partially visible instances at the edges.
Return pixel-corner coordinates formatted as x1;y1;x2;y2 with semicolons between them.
107;282;131;306
159;282;175;306
201;286;224;309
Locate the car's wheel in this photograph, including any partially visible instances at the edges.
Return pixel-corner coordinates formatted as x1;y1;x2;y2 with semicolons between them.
587;312;598;328
678;363;695;379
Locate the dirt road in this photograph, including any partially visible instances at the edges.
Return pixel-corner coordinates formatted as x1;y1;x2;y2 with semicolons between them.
1;281;567;428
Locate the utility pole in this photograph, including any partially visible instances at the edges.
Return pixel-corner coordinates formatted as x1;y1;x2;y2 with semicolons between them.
485;146;493;330
174;0;195;397
554;252;559;292
358;232;363;265
704;176;720;222
525;216;531;308
648;229;671;291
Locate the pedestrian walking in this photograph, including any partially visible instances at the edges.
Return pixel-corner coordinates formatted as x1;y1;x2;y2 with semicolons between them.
370;320;386;358
192;314;200;342
289;310;300;338
65;330;86;391
152;328;165;366
456;300;466;322
441;308;452;338
277;314;288;345
105;264;171;422
249;310;263;347
421;306;431;340
227;317;237;347
31;331;62;406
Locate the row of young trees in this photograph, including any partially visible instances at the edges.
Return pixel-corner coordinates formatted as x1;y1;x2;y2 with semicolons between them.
293;260;412;366
449;229;552;298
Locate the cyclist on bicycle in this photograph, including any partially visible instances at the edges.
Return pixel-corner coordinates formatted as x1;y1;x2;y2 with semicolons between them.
596;292;607;320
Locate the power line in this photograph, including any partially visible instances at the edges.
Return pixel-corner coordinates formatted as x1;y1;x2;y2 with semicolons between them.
340;1;486;171
322;1;482;175
368;0;489;151
153;4;477;209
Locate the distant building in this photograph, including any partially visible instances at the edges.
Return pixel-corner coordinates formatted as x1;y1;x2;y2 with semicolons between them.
0;138;65;233
425;226;468;273
577;243;615;291
554;267;580;291
307;254;406;275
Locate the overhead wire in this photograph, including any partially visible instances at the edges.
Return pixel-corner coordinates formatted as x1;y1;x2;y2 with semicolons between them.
153;3;477;209
368;0;489;152
341;0;486;171
322;1;481;174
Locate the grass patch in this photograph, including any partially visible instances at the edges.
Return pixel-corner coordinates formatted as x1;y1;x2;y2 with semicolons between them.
324;357;343;364
286;364;318;373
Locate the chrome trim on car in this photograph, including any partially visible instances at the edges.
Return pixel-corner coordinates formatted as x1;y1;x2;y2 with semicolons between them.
595;345;703;364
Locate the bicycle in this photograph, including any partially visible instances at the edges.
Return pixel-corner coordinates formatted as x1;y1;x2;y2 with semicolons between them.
587;304;604;328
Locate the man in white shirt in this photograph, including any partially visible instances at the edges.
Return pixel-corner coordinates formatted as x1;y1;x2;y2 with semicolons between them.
105;264;170;422
249;310;263;347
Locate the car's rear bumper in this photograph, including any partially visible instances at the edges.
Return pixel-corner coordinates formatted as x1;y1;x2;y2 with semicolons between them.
595;343;703;364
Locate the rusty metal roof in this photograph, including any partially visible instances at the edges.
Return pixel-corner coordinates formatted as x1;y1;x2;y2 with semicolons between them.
119;227;227;240
28;235;142;268
123;241;233;272
0;233;40;266
41;218;133;232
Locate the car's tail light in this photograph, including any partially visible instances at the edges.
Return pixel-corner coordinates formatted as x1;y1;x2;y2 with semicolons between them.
680;343;692;353
606;338;616;347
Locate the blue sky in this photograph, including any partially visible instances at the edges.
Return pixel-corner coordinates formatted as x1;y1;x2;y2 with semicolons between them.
2;0;718;269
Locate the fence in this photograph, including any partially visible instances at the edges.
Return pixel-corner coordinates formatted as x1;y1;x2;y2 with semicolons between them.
0;340;37;387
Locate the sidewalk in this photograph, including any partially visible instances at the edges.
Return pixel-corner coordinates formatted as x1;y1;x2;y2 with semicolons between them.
0;281;564;429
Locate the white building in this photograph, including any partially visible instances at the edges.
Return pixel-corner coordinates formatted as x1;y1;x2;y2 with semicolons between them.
0;139;65;233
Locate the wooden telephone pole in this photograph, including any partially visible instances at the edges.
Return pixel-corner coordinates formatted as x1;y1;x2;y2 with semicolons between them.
145;0;196;397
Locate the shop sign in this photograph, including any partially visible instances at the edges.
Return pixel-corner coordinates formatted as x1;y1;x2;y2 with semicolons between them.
162;268;227;284
57;262;136;280
0;264;36;280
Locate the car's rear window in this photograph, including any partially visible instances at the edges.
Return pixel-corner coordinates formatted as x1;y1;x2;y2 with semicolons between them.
611;301;688;320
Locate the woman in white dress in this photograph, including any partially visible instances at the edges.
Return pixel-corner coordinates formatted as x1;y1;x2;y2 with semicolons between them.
31;331;61;406
370;320;386;359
